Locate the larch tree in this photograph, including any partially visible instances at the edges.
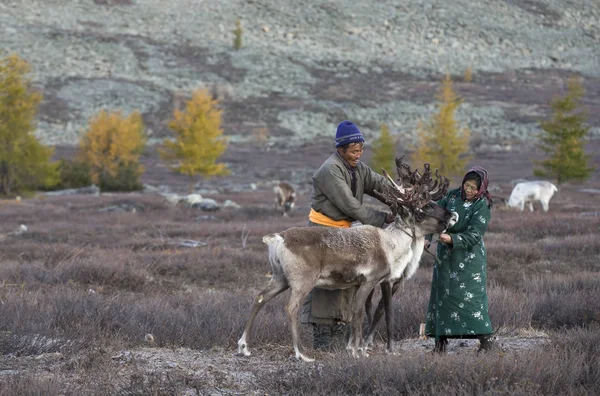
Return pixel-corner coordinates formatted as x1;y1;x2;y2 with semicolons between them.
369;123;397;175
233;18;243;50
411;73;472;179
78;110;146;191
0;53;58;196
534;77;594;185
159;88;229;193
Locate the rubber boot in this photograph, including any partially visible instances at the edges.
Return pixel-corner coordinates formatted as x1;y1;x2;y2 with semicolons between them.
477;334;495;353
433;336;448;354
312;324;332;350
330;323;349;351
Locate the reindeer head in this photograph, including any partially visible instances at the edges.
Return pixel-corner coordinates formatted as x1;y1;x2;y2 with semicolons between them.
374;156;454;234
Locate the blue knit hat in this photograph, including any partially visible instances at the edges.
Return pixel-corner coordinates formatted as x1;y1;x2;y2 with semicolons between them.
335;120;365;148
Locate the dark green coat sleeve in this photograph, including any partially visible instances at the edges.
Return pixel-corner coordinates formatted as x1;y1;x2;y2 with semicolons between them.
449;200;490;249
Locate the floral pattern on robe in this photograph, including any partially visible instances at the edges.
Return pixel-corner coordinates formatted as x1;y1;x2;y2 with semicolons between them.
425;188;493;338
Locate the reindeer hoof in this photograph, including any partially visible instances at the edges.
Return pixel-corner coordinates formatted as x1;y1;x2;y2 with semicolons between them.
237;344;251;357
237;350;251;357
295;353;315;362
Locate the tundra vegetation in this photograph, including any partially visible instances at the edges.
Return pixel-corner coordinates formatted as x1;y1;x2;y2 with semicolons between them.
0;169;599;394
0;46;598;394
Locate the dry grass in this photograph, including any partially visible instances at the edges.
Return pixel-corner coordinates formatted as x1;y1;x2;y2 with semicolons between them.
0;158;599;395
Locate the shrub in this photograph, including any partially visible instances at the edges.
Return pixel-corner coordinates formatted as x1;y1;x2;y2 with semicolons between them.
54;158;93;189
98;160;144;192
78;110;146;192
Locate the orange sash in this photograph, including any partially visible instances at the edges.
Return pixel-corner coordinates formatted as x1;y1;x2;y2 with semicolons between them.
308;208;352;228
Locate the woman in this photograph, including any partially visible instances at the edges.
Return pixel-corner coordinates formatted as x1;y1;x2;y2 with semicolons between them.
425;166;494;353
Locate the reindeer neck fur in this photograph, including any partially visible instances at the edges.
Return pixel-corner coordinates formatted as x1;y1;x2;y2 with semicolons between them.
382;217;427;282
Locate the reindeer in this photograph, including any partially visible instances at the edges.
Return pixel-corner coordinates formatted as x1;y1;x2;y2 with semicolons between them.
507;180;557;212
273;182;296;216
237;158;457;361
363;159;459;352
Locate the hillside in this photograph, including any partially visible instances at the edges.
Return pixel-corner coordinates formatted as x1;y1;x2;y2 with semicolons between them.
2;0;599;151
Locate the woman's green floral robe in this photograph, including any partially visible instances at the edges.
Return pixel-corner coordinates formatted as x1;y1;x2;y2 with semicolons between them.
425;188;493;338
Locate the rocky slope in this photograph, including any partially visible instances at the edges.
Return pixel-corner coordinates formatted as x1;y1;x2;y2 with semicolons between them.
1;0;599;149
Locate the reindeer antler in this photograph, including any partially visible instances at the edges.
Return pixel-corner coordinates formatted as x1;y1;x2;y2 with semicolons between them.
375;156;450;216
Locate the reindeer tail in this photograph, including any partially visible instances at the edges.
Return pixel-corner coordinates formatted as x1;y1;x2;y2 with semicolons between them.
263;233;283;246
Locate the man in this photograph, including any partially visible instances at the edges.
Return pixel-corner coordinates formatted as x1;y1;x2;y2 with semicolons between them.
300;120;395;350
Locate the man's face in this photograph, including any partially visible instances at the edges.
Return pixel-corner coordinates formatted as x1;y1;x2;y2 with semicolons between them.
339;143;364;168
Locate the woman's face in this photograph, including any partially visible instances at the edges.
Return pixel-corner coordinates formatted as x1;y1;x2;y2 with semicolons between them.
463;179;479;201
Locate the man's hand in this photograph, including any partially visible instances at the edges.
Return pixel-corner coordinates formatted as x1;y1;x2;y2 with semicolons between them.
385;213;395;224
439;233;453;244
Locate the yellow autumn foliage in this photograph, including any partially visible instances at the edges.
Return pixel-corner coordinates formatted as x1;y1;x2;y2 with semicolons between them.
0;52;58;196
369;123;397;175
464;66;473;83
411;73;472;179
78;110;146;188
159;88;229;193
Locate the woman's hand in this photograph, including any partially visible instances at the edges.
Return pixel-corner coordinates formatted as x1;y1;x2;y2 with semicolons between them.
439;233;453;244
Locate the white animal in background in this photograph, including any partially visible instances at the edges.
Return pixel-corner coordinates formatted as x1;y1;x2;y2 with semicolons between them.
161;193;181;206
507;180;558;212
180;193;204;206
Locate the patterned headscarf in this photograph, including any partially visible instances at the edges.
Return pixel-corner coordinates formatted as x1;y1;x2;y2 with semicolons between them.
460;166;493;208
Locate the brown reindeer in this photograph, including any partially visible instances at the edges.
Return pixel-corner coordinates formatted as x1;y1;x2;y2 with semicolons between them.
273;182;296;216
238;158;456;361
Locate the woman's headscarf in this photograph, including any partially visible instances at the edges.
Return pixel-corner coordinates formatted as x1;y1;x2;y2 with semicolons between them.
460;166;493;208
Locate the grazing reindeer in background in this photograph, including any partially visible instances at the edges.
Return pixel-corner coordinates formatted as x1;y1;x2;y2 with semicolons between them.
238;158;457;361
507;180;557;212
273;182;296;216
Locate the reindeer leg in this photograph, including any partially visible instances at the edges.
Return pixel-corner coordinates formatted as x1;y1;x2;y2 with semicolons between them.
364;288;375;331
349;282;379;358
286;287;314;362
364;280;402;349
237;279;289;357
382;281;394;353
364;286;384;349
